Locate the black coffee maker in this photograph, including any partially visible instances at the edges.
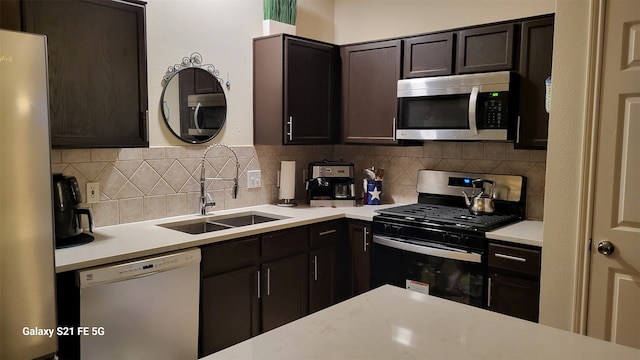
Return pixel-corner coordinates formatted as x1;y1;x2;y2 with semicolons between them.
53;174;94;248
306;160;356;207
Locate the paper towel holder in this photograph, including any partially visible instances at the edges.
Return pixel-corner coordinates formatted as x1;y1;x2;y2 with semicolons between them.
277;161;297;207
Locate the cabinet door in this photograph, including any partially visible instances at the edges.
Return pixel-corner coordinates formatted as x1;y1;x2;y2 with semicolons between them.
457;23;515;74
341;40;402;144
261;253;308;332
347;221;372;296
200;266;259;357
309;246;337;313
23;0;148;148
403;32;455;78
516;16;554;149
488;272;540;322
285;37;338;144
253;35;338;145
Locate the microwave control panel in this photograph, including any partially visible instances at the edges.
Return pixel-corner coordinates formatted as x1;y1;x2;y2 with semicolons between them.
477;91;509;129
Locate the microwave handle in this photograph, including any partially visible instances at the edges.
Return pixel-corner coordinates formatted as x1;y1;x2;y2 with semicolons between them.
194;102;202;131
468;86;479;138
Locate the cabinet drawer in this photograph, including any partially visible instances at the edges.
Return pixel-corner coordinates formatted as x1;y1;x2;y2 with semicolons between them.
262;226;309;259
201;237;259;275
310;221;342;248
488;243;540;275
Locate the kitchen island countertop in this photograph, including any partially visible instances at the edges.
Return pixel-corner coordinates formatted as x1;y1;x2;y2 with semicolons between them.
202;285;639;360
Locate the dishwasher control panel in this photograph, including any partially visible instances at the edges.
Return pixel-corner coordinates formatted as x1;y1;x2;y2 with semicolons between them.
78;248;201;288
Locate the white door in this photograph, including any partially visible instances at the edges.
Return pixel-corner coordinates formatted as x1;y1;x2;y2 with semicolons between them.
586;0;640;349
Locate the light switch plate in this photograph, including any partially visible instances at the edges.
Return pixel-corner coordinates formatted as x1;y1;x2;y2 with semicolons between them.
247;170;261;188
87;182;100;203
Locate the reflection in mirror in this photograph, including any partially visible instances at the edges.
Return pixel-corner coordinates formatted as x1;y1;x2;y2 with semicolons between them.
161;53;227;144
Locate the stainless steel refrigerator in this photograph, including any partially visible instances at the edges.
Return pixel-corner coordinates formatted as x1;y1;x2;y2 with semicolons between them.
0;29;58;359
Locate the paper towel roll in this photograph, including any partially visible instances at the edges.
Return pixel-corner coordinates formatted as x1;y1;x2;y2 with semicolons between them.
279;161;296;200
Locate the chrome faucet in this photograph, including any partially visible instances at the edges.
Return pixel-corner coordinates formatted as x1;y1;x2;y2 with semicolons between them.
200;143;240;215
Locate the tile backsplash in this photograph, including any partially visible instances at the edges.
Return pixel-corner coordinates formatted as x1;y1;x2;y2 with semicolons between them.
52;142;545;227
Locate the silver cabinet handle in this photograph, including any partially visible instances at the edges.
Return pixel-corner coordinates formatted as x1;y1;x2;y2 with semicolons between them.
287;116;293;141
487;277;492;307
266;268;271;296
392;117;397;142
516;116;521;143
363;227;369;252
257;270;261;299
495;253;526;262
313;255;318;281
319;229;337;236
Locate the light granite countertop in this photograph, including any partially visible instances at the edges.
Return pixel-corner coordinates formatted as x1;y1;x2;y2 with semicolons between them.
54;204;395;273
55;204;543;273
486;220;543;247
202;285;639;360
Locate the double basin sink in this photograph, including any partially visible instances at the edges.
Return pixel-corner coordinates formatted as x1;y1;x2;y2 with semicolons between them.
158;211;289;235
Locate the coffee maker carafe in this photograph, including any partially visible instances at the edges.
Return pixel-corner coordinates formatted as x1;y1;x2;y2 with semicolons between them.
306;160;356;207
53;174;94;248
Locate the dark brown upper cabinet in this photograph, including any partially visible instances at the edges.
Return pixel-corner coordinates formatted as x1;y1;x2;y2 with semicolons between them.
457;23;515;74
403;32;455;78
341;40;402;144
253;34;339;145
516;16;554;149
22;0;148;148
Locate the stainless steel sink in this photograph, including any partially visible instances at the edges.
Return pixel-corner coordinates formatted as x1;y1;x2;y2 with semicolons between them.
158;211;289;235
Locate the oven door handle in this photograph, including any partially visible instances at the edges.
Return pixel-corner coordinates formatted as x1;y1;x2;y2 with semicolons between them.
372;235;482;263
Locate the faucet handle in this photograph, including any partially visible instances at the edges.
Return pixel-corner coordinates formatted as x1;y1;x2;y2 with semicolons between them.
205;192;215;207
232;183;238;199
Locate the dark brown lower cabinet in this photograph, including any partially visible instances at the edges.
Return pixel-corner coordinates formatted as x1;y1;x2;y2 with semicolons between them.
347;221;372;296
200;266;259;356
199;228;309;357
309;246;338;313
261;253;308;332
487;241;541;322
308;220;347;313
488;273;540;322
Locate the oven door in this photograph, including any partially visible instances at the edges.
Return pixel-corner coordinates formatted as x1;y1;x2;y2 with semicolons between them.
372;234;486;308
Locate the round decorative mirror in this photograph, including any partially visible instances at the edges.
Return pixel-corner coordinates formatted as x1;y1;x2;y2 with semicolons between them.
161;53;227;144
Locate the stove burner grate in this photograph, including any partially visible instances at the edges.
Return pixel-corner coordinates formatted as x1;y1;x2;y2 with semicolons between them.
377;203;520;230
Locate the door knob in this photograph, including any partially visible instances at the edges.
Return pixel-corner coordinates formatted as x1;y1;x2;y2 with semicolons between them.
597;240;615;255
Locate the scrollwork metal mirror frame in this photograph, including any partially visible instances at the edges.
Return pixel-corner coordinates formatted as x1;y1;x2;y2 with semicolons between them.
160;53;227;144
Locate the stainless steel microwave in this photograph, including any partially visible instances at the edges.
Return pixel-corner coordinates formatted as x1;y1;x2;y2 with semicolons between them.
187;93;226;136
396;71;516;141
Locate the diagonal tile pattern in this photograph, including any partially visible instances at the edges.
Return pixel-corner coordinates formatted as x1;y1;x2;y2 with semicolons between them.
52;142;547;226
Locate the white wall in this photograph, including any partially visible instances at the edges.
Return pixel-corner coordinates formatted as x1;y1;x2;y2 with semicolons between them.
334;0;555;44
145;0;334;147
539;0;593;331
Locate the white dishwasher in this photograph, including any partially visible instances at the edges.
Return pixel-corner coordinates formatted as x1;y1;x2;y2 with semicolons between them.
78;248;201;360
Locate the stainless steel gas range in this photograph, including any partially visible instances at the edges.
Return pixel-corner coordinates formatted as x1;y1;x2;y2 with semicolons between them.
371;170;526;308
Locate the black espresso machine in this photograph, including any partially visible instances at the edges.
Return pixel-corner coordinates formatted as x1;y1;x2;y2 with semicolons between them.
306;160;356;207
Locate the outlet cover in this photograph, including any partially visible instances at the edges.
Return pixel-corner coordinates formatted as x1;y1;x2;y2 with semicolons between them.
247;170;261;188
87;182;100;203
